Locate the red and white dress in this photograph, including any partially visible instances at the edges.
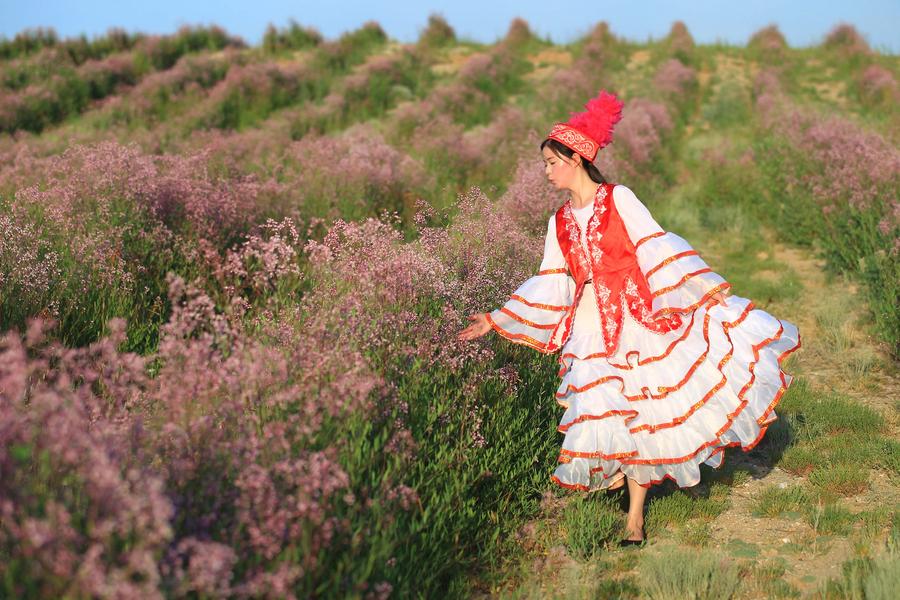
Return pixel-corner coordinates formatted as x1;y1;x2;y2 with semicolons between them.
487;182;801;491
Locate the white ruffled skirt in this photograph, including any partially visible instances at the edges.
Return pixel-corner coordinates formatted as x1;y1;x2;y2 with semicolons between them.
551;284;801;491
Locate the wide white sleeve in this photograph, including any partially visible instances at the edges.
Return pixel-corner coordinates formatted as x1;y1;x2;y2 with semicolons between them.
613;184;731;315
487;215;576;353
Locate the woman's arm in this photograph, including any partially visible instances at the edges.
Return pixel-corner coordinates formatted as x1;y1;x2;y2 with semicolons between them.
458;215;575;351
612;185;731;314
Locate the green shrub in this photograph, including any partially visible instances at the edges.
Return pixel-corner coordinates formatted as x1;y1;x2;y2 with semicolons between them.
561;494;623;560
807;502;857;536
639;545;742;600
820;535;900;599
313;21;388;74
262;20;322;53
417;13;456;48
808;464;869;497
701;79;752;128
751;485;809;518
741;559;801;599
645;489;729;536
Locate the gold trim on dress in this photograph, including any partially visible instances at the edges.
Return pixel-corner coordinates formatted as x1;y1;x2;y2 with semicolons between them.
635;231;666;249
652;267;713;297
554;300;755;402
509;294;570;312
499;307;559;330
486;313;554;354
650;283;733;316
644;250;699;279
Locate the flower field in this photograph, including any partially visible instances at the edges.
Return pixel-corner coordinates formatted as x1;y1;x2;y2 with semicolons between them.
0;16;897;599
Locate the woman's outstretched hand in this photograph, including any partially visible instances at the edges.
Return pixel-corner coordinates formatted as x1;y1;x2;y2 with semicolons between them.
458;313;491;341
707;291;729;307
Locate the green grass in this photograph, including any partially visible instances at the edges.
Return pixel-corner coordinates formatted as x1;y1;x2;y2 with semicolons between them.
819;523;900;600
765;379;892;502
776;379;884;439
741;559;801;599
561;494;624;560
675;520;713;547
857;507;895;540
807;502;857;536
639;545;742;600
751;485;809;518
334;344;565;597
778;446;822;476
645;485;730;537
809;464;870;498
700;78;753;129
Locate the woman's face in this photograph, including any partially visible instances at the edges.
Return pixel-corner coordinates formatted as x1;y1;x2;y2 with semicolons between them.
542;146;577;189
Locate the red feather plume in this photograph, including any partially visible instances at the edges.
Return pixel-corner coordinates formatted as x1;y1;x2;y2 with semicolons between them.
565;90;624;149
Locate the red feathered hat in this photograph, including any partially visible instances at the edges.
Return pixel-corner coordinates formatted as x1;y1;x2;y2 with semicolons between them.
546;89;624;163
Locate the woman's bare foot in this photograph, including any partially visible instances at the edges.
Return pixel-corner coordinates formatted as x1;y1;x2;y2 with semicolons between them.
618;477;648;546
624;517;645;541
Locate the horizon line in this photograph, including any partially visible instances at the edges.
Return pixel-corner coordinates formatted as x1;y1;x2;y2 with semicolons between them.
2;17;897;56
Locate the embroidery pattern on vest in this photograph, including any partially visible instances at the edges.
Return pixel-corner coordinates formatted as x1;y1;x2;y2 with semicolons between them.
587;185;607;265
561;183;609;283
554;183;686;355
623;275;682;335
595;279;618;351
562;203;590;280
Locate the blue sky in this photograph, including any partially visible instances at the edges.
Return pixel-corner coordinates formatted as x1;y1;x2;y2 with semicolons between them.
2;1;898;53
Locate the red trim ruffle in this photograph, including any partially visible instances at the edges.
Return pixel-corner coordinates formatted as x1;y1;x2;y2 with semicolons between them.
509;294;569;312
555;301;755;403
551;303;801;480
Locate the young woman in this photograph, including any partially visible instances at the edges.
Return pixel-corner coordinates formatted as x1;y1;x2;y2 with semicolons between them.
457;90;801;546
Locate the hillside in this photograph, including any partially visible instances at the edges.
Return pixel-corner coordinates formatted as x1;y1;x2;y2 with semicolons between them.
1;16;898;599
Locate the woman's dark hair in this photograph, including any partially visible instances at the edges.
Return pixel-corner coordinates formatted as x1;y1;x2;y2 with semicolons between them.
540;138;606;184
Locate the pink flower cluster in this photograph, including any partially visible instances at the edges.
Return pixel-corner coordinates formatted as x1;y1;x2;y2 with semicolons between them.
393;43;527;133
0;319;173;599
191;60;317;128
283;123;432;223
107;50;237;124
748;25;788;57
79;51;139;93
498;153;566;234
665;21;695;59
855;64;899;107
597;98;674;181
0;249;395;595
753;69;899;259
12;140;278;250
0;25;243;133
654;58;697;96
823;23;872;57
217;217;304;300
540;25;625;120
0;213;61;317
760;102;899;215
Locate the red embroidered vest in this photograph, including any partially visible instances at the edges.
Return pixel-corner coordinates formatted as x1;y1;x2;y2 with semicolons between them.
551;183;683;354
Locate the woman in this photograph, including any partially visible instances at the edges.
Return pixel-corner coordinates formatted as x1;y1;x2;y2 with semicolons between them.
457;90;801;546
